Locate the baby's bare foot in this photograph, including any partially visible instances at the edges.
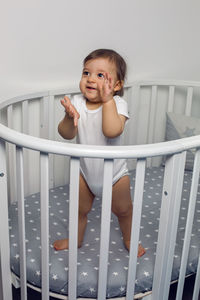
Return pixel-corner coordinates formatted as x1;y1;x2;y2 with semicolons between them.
124;241;146;257
53;239;82;250
53;239;69;251
137;244;146;257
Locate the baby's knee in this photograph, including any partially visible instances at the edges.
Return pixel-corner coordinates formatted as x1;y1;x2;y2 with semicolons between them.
112;202;132;217
79;202;93;216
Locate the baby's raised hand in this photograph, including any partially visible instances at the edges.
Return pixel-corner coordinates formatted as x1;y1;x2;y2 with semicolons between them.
61;96;80;127
99;72;114;103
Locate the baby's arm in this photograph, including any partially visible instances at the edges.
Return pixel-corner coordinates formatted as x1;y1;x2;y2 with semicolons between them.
100;73;127;138
58;96;80;140
102;101;126;138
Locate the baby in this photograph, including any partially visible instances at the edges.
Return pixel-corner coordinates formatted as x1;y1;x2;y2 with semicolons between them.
53;49;145;257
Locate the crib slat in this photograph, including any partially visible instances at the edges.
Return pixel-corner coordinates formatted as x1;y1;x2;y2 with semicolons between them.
176;149;200;300
40;152;50;300
152;151;186;300
62;94;72;187
22;100;30;195
126;86;140;146
126;158;146;300
16;146;27;300
48;95;55;188
167;86;175;112
97;159;113;300
185;86;193;116
147;86;158;168
125;86;140;170
7;104;13;128
7;105;17;203
22;100;29;134
163;152;186;295
147;85;157;144
48;95;55;141
0;139;13;300
68;157;80;300
40;96;50;139
193;255;200;300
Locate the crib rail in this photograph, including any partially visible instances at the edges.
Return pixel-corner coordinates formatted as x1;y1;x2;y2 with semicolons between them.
0;122;200;161
1;80;200;200
1;80;200;300
1;127;200;300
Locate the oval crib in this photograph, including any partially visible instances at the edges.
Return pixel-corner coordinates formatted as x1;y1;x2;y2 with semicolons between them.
0;80;200;300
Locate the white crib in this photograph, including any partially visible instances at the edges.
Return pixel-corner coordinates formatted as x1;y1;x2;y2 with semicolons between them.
0;80;200;300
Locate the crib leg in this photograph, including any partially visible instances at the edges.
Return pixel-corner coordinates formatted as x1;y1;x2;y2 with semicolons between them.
11;273;21;289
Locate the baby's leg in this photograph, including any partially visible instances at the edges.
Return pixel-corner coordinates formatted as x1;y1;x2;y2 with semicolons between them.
53;174;94;250
112;175;145;257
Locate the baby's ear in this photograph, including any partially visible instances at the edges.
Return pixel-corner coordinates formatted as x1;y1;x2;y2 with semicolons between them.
114;80;124;93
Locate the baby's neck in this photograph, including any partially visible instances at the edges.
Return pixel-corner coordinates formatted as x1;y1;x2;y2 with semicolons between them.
85;99;102;110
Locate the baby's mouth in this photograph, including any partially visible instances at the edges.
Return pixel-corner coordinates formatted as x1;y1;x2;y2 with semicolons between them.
86;86;96;90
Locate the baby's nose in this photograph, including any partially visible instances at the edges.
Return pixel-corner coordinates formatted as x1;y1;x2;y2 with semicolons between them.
87;74;95;82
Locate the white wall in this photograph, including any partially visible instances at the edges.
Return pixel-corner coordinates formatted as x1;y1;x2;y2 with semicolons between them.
0;0;200;102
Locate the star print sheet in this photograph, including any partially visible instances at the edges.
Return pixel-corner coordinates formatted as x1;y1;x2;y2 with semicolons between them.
9;167;200;298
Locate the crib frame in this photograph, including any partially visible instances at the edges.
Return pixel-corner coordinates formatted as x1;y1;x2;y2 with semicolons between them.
0;80;200;300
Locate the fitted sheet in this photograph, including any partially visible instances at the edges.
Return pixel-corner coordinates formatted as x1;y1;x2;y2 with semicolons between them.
9;167;200;298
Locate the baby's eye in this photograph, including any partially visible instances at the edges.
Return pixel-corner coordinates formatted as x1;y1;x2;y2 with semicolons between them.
83;71;89;76
97;73;104;78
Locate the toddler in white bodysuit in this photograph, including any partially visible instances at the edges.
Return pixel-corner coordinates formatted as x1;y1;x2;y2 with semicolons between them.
53;49;145;257
71;93;129;197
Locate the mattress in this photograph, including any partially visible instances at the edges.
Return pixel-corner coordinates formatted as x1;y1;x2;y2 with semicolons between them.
8;167;200;298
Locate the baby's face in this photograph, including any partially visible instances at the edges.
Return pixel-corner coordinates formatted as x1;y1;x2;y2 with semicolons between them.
79;57;120;104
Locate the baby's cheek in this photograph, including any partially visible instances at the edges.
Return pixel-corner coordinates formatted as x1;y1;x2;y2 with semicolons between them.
97;81;104;92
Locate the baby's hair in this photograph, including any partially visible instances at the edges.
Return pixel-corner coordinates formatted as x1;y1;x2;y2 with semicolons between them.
83;49;127;96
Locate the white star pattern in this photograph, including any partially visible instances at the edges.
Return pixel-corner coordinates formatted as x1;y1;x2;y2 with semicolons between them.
8;167;200;298
89;287;95;293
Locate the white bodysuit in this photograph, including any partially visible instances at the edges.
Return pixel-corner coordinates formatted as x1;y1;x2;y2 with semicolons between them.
71;94;129;197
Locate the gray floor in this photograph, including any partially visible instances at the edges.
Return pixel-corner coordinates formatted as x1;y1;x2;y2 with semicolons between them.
12;275;199;300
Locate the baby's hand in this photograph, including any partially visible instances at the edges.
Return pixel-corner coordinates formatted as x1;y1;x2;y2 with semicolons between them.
99;72;114;103
61;96;80;127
